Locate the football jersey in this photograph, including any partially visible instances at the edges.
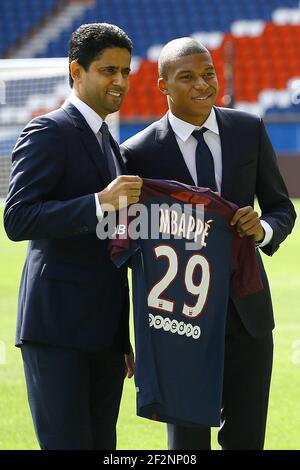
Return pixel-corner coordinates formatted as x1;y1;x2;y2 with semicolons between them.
110;178;263;427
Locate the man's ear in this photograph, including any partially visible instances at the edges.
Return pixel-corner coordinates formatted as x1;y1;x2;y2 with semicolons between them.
158;78;169;95
70;60;81;83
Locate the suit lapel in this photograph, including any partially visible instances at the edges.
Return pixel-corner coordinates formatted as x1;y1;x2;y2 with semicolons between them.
214;107;236;200
156;114;195;185
61;101;111;186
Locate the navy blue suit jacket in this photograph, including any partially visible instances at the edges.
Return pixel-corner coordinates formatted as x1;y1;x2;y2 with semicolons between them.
121;108;296;338
4;101;130;353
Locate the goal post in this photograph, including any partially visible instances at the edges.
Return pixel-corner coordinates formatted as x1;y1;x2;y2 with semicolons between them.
0;58;119;199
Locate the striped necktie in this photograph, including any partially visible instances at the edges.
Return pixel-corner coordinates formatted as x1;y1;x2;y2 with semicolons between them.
192;127;217;191
99;121;117;180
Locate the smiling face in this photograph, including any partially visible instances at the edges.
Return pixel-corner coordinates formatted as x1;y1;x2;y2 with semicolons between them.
70;47;131;119
158;52;218;126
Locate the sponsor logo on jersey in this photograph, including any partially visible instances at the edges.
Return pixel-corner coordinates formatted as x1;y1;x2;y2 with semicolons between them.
149;313;201;339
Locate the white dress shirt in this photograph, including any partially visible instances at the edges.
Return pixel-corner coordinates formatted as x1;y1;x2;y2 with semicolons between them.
168;109;273;247
68;93;121;220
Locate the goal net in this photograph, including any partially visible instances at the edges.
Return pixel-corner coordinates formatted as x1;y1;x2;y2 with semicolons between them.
0;58;119;200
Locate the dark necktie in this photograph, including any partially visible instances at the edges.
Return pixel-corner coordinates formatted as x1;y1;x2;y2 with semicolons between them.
99;121;117;180
192;127;217;191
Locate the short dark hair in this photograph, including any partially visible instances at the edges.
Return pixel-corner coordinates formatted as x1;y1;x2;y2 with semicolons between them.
68;23;133;87
158;37;209;80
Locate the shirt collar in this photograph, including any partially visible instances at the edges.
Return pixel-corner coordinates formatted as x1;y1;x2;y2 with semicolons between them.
68;93;104;134
168;107;219;143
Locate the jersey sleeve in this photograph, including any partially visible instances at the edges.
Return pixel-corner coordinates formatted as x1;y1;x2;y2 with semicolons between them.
231;232;263;297
109;207;141;268
110;237;140;268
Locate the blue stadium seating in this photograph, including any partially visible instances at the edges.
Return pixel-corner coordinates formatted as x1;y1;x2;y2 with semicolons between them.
0;0;59;56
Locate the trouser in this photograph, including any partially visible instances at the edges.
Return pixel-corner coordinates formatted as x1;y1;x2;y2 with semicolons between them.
21;342;125;450
167;303;273;450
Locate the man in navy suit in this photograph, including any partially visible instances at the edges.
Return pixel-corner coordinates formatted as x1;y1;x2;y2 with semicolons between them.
121;38;296;450
4;23;142;450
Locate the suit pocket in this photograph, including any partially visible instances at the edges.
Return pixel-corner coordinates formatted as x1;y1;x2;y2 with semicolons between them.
40;263;94;283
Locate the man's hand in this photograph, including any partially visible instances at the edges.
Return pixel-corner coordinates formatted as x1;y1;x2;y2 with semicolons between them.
124;344;135;379
230;206;265;242
98;175;143;211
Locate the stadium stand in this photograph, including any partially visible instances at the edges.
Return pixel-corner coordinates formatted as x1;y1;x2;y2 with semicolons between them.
0;0;300;197
0;0;60;57
1;0;299;116
31;0;300;59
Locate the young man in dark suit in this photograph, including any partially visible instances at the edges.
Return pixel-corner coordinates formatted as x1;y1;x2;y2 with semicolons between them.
120;37;296;450
4;23;142;450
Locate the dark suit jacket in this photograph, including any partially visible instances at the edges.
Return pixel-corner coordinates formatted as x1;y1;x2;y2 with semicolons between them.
4;101;130;353
121;107;296;338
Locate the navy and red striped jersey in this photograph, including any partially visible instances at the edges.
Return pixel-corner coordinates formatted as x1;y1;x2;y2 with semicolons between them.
110;178;263;427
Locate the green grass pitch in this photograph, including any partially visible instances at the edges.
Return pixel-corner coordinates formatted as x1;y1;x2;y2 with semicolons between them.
0;203;299;450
